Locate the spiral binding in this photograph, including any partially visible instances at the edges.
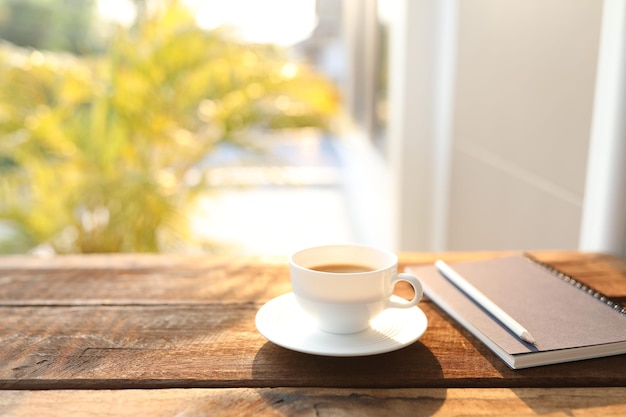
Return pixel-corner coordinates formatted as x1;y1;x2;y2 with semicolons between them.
523;253;626;316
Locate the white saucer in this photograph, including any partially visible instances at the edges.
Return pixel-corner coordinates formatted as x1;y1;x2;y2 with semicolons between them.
255;292;428;357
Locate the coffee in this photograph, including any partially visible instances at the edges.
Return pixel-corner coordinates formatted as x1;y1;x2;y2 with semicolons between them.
290;244;423;333
309;263;374;273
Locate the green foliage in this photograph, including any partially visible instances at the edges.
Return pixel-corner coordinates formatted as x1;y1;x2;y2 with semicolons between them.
0;1;339;253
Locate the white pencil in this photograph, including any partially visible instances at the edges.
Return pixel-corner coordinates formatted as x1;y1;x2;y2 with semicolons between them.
435;260;537;346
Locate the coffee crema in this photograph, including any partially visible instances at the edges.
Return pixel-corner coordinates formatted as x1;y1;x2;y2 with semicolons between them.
308;263;374;273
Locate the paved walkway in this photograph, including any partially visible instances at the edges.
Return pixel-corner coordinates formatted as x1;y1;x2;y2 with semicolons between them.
189;131;358;255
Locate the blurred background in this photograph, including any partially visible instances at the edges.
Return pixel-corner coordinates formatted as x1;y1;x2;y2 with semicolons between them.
0;0;624;258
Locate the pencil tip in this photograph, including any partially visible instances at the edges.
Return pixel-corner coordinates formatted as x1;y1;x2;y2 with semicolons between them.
521;331;537;346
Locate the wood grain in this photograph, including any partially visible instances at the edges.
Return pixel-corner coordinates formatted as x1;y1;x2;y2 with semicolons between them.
1;302;625;390
1;251;623;305
0;255;292;305
0;251;625;392
1;388;625;417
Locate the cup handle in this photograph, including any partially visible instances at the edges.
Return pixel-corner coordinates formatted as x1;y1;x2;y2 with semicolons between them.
386;273;423;308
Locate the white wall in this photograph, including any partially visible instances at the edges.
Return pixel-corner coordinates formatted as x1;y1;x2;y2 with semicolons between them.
387;0;608;254
579;0;626;258
448;0;603;251
387;0;457;251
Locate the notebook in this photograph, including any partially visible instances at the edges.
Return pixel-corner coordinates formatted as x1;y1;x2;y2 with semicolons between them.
406;254;626;369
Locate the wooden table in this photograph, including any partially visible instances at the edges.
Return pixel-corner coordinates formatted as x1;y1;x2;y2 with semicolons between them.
1;251;625;416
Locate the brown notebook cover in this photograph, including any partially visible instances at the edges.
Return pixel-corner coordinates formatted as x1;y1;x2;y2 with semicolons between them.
407;254;626;369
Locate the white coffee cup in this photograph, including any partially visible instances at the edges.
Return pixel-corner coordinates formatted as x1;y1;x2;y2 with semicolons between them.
289;244;423;334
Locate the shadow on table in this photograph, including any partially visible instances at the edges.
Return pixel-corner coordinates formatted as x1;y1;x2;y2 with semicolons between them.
252;341;446;416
